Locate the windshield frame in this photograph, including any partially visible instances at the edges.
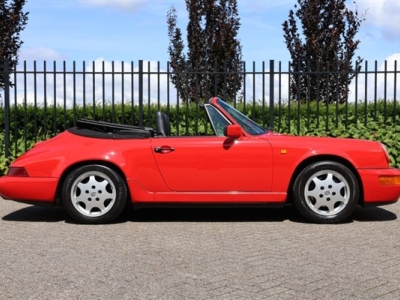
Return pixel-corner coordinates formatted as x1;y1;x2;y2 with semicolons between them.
212;98;266;135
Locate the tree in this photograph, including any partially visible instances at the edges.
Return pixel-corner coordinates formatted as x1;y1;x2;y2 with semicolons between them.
167;0;243;102
282;0;365;103
0;0;29;92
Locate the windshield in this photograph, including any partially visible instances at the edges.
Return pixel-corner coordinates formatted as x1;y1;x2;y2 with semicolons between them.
216;99;266;135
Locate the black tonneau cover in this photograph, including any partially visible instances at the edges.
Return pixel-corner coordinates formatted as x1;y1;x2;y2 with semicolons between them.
67;119;154;139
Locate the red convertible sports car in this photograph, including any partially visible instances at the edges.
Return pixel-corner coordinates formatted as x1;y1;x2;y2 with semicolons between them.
1;97;400;224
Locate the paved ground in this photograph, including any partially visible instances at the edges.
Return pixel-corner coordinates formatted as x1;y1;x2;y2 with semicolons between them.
1;198;400;300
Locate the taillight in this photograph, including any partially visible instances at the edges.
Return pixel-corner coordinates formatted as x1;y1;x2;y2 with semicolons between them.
7;167;29;177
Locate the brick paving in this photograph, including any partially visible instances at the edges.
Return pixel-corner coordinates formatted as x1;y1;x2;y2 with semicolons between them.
1;198;400;299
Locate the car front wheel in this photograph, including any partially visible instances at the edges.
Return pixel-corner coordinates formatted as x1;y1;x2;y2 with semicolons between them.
61;165;127;224
292;161;359;223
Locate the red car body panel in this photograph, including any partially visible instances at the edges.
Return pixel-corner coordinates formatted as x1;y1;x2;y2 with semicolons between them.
151;136;273;192
358;168;400;203
0;177;58;202
1;97;400;210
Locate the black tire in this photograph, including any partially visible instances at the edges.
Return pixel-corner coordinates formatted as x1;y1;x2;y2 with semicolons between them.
292;161;359;223
61;165;127;224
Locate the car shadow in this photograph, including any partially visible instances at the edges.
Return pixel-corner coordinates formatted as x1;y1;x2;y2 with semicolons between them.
2;204;397;224
124;205;304;223
2;205;69;223
352;206;398;222
123;205;397;224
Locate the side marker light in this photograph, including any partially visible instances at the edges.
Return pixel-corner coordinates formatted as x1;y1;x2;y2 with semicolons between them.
379;176;400;186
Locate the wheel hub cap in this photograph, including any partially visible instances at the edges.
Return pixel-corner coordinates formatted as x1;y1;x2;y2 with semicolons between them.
70;171;117;217
304;170;350;216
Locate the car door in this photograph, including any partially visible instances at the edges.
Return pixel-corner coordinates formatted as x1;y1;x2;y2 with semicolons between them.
151;134;273;192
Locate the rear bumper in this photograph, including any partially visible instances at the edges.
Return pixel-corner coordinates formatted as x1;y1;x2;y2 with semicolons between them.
0;176;58;203
358;168;400;204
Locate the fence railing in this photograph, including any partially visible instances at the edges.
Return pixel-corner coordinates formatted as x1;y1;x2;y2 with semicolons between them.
1;59;399;159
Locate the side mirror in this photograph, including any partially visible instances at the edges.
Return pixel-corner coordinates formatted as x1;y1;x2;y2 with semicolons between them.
224;125;242;139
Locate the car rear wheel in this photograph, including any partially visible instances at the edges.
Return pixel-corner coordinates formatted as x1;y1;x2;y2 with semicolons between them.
292;161;359;223
61;165;127;224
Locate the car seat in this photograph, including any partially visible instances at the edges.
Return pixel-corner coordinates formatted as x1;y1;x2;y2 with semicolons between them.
155;111;171;137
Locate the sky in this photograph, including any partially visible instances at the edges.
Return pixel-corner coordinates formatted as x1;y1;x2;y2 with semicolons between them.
18;0;400;65
4;0;400;105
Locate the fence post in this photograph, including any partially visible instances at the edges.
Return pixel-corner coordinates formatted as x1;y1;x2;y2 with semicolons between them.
4;58;10;160
269;60;275;131
138;60;144;127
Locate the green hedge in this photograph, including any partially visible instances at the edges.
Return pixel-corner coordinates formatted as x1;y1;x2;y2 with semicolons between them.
1;100;400;175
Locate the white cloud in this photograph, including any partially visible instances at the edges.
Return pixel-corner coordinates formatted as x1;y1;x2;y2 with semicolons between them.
349;53;400;101
356;0;400;39
6;59;178;110
78;0;146;13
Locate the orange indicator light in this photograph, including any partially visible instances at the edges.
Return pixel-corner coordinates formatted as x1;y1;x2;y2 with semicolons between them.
379;176;400;186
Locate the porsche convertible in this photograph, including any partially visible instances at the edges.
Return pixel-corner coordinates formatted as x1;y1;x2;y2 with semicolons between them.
1;97;400;224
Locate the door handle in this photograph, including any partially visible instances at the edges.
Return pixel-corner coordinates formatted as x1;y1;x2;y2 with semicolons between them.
154;146;175;153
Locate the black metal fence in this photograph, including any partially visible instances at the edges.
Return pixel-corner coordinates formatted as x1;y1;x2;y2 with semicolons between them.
1;59;399;159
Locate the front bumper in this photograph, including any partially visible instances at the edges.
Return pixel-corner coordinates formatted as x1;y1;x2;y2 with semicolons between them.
0;176;58;203
358;168;400;204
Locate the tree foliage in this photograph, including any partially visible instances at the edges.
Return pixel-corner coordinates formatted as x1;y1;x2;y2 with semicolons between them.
282;0;365;103
167;0;243;102
0;0;28;91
